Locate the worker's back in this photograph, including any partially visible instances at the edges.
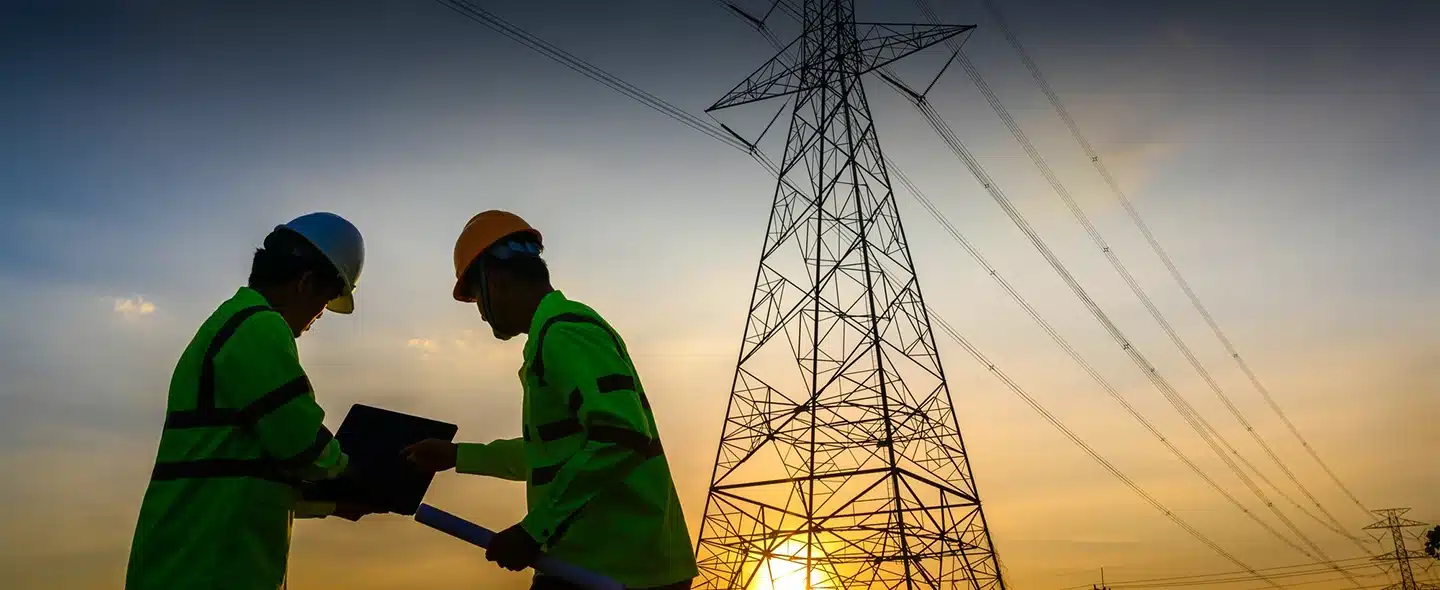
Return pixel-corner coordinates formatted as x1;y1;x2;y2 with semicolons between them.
518;291;699;589
125;287;318;590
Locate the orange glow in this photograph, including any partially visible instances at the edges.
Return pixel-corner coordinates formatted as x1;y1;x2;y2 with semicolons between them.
749;539;838;590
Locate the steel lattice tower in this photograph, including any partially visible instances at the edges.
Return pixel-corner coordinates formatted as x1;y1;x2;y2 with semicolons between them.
692;1;1003;588
1365;508;1438;590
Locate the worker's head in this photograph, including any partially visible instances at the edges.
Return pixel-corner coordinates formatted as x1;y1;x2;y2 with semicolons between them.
452;211;550;341
249;227;350;337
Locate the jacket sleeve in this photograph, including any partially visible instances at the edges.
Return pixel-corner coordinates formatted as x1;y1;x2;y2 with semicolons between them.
456;438;528;481
518;322;657;545
225;312;349;482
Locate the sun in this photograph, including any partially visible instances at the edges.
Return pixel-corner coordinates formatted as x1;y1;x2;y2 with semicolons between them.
749;539;836;590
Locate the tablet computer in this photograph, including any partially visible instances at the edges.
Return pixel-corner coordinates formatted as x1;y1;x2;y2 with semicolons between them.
306;403;458;515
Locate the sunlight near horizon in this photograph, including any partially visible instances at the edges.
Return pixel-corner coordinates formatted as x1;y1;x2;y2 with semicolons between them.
748;539;839;590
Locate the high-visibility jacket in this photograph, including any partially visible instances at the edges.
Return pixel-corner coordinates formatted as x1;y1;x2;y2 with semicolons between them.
455;290;698;589
125;286;349;590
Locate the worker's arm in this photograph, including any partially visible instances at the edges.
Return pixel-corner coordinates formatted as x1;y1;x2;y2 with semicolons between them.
518;322;657;545
456;438;528;481
226;313;349;482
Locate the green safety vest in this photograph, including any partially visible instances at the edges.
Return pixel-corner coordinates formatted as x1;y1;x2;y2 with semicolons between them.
456;290;699;589
125;286;348;590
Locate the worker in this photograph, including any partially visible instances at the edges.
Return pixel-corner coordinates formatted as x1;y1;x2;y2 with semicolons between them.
125;212;378;590
403;210;699;590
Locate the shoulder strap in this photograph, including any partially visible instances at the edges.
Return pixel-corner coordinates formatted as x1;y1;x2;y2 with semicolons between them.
165;304;277;428
197;305;276;410
530;310;658;418
530;312;629;386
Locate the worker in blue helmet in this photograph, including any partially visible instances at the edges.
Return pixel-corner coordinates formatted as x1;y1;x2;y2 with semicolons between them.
125;212;381;590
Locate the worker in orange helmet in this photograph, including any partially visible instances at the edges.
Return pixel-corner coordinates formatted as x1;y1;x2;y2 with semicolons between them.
404;211;698;590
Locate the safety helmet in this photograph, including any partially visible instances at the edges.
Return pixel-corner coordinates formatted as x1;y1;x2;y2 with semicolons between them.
276;212;365;314
452;210;542;303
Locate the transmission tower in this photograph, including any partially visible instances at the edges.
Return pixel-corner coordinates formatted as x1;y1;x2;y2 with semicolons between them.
1365;508;1437;590
1092;567;1109;590
691;1;1003;588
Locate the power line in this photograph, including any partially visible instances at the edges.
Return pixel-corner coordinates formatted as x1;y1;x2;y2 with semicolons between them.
1079;556;1379;585
908;71;1363;585
428;0;813;219
1051;557;1387;590
921;310;1277;587
432;0;748;152
1113;563;1384;588
904;85;1362;585
885;159;1318;559
911;0;1360;545
971;0;1372;519
927;0;1368;556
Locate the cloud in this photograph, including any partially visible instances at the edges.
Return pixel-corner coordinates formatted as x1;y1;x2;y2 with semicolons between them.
406;338;439;358
405;329;509;363
111;295;156;316
453;329;478;349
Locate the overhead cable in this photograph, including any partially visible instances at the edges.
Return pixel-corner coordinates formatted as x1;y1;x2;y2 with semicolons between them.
911;0;1362;543
1052;555;1382;590
434;0;749;152
923;310;1277;587
971;0;1372;519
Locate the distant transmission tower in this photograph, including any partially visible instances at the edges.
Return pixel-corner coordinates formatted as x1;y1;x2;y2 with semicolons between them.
1092;567;1109;590
1365;508;1437;590
691;1;1004;588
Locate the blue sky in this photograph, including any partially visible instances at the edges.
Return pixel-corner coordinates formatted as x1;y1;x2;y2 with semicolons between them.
1;0;1437;588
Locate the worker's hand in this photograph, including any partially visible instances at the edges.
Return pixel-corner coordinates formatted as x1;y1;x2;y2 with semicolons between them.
486;523;541;571
402;438;458;472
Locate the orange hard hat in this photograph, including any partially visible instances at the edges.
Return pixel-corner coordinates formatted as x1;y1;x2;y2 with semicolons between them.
452;210;542;302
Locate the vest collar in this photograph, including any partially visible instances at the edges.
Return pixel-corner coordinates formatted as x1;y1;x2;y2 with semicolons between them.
523;290;567;360
233;285;272;308
528;290;567;336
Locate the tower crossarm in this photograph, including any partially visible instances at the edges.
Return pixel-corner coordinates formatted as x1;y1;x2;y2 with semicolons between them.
851;23;973;77
708;22;974;111
1365;519;1431;531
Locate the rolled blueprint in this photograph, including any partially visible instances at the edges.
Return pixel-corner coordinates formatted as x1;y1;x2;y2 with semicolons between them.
414;503;625;590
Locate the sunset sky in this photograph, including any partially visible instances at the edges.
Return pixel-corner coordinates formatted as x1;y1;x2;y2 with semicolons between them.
2;0;1437;588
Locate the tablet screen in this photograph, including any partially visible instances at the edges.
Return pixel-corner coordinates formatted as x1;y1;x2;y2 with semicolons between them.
308;403;458;515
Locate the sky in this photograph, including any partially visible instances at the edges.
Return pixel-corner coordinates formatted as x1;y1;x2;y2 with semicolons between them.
1;0;1437;588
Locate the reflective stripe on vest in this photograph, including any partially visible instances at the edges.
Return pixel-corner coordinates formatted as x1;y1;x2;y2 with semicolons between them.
149;304;321;485
526;313;664;489
530;313;652;411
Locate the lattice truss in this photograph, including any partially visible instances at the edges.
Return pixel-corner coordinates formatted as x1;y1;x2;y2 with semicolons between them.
693;2;1001;589
1366;509;1439;590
